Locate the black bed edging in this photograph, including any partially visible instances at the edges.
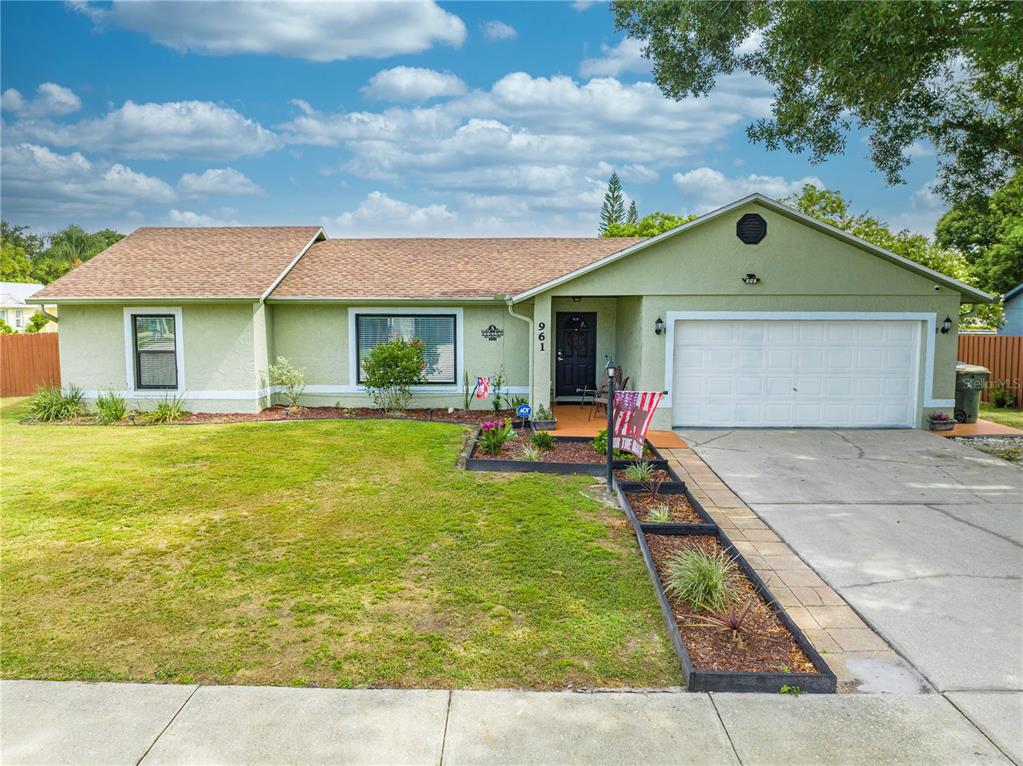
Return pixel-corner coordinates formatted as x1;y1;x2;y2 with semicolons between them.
615;482;718;534
466;431;634;476
620;494;836;694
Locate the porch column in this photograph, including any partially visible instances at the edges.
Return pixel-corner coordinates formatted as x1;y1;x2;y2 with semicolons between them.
532;295;552;410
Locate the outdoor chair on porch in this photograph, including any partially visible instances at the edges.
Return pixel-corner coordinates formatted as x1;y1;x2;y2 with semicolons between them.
579;369;629;420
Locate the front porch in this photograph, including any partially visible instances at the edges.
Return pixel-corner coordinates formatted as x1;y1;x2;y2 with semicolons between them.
550;403;686;449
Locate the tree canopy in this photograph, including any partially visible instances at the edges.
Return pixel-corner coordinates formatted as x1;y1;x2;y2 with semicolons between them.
604;211;696;238
0;222;124;284
612;1;1023;203
936;170;1023;294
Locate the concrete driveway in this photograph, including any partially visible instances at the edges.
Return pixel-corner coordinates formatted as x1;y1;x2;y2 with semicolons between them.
679;428;1023;762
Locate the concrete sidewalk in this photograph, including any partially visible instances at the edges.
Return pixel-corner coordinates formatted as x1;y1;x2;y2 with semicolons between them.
1;680;1014;765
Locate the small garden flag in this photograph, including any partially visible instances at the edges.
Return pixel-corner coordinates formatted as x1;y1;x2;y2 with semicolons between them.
476;376;490;399
612;390;663;457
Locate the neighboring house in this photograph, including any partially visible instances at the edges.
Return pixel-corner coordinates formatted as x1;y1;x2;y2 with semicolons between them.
0;282;57;332
29;194;990;429
999;283;1023;335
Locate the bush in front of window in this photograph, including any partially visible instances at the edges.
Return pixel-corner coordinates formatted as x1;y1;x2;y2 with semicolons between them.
267;357;307;408
27;384;86;422
143;395;188;424
362;337;426;413
0;318;14;335
94;390;127;425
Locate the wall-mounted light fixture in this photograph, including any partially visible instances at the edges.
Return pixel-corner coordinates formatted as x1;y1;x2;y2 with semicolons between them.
940;315;953;334
741;273;761;285
654;317;665;336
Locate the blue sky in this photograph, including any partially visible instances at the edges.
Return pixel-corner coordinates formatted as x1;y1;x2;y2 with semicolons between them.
1;1;947;238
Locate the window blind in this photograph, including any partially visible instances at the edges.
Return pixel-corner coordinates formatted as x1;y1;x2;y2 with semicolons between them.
134;315;177;389
356;314;456;384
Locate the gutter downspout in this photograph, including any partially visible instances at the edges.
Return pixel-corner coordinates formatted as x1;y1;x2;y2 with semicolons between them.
507;300;534;408
39;307;58;324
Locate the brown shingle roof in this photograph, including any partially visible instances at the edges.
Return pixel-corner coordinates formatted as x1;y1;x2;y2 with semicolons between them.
270;237;646;299
32;226;323;300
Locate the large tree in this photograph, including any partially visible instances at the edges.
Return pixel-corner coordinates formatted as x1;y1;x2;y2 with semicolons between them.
31;225;125;284
603;211;696;238
936;170;1023;294
612;1;1023;202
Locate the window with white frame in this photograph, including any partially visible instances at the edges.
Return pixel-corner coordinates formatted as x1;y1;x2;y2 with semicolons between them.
355;313;456;384
14;309;23;329
132;314;178;389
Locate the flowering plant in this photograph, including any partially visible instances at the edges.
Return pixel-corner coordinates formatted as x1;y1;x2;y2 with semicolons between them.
929;411;954;422
479;418;514;454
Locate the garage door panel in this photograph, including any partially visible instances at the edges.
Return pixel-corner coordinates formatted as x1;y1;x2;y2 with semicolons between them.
672;319;920;428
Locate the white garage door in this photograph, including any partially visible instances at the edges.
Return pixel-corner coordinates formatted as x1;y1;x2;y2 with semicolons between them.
672;319;921;427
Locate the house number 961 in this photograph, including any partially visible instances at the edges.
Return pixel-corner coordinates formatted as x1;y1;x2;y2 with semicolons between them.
538;322;546;351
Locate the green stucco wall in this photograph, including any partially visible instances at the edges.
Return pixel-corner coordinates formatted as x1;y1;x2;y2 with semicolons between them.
56;302;264;413
269;301;530;409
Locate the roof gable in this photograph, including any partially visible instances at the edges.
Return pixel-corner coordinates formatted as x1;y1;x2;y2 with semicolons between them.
510;194;991;303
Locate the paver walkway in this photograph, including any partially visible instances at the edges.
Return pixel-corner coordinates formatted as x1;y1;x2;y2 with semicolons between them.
1;681;1014;765
663;445;927;694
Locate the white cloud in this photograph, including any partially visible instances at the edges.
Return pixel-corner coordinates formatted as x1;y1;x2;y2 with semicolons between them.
481;21;517;41
1;143;175;218
280;70;772;232
1;83;82;117
672;167;825;212
178;167;263;197
76;1;466;61
362;67;467;102
571;1;599;10
166;209;242;227
887;180;947;235
326;191;455;236
580;38;648;78
10;99;280;160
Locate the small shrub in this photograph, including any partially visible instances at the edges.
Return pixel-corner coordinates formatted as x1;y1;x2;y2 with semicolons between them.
478;418;513;454
25;313;52;333
518;444;543;462
491;369;505;411
646;504;672;523
0;318;13;335
592;428;633;459
687;597;757;645
508;396;528;412
665;546;739;611
989;380;1017;408
267;357;306;407
94;390;127;424
462;370;473;410
531;431;556;451
27;385;86;422
625;460;664;497
145;395;188;424
362;338;426;412
532;404;554;421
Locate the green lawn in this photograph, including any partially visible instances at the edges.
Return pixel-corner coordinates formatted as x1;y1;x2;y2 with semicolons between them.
0;398;677;689
979;402;1023;429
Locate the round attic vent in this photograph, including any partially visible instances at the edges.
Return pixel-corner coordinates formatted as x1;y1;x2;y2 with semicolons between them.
736;213;767;244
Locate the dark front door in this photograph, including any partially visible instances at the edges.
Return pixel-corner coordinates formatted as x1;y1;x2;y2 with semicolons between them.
555;312;597;398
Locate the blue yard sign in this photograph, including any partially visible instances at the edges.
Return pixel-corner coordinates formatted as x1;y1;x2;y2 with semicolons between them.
516;403;532;420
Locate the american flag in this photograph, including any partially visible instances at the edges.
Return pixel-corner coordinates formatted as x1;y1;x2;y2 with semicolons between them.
475;376;490;399
612;390;663;457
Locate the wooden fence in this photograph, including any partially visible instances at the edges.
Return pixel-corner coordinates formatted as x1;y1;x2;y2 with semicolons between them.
958;334;1023;402
0;333;60;397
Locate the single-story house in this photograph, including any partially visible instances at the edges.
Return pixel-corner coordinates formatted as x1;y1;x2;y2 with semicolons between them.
1;282;57;332
29;194;991;429
999;283;1023;335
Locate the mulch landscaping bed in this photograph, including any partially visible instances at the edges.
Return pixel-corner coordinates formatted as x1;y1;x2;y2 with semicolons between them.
645;534;817;676
34;405;514;427
473;436;605;464
627;491;704;524
613;467;675;483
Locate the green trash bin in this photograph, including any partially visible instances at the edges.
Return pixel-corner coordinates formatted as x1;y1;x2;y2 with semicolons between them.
954;363;990;423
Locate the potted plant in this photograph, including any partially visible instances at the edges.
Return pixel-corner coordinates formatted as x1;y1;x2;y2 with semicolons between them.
531;404;558;430
928;411;955;431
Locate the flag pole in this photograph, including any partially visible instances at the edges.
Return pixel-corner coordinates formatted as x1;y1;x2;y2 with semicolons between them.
605;359;616;490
